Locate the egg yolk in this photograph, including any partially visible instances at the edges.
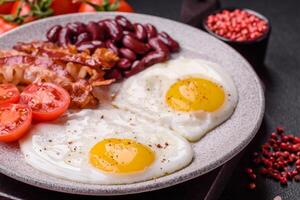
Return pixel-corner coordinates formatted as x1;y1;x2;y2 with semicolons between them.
89;138;155;174
166;78;225;112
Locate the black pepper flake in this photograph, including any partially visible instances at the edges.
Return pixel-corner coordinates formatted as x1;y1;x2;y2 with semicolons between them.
68;141;73;144
156;144;163;148
101;115;104;119
164;142;169;148
48;140;52;143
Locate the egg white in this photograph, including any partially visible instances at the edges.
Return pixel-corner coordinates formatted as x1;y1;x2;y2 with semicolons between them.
19;109;193;184
112;57;238;141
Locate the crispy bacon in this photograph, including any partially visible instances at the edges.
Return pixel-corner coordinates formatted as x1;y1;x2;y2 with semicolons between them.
0;41;118;108
13;41;119;69
0;50;25;58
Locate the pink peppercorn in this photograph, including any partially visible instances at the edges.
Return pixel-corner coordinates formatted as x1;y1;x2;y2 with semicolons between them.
205;9;268;42
245;127;300;190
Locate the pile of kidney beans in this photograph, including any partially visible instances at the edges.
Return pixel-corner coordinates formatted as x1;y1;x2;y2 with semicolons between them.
46;15;180;80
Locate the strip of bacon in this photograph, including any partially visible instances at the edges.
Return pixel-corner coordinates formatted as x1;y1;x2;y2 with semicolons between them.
0;55;114;108
13;41;119;69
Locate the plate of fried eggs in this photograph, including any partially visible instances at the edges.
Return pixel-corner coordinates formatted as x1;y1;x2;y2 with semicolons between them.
0;12;264;195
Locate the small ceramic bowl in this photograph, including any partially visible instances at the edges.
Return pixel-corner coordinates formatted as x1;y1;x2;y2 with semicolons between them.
202;8;271;68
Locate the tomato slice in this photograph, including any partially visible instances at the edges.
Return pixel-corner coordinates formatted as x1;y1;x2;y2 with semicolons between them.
20;83;70;122
117;0;134;12
51;0;80;15
0;2;14;14
78;0;133;13
78;0;102;12
0;84;20;105
0;18;18;34
0;104;32;142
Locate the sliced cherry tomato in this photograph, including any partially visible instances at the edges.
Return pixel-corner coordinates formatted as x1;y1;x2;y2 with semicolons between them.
0;2;14;14
117;0;133;12
0;84;20;105
51;0;80;15
20;83;70;122
78;0;100;12
0;17;17;34
78;0;133;13
0;104;32;142
11;1;34;23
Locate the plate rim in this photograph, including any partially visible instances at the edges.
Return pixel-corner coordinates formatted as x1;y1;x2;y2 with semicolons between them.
0;11;265;196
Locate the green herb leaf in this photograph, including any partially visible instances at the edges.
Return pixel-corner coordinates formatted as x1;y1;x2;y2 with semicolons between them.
108;0;120;11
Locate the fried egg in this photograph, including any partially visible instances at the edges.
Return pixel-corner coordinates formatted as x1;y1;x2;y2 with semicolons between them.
19;109;193;184
113;57;238;141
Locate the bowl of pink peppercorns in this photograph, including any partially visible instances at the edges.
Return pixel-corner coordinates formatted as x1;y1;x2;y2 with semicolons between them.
202;8;271;67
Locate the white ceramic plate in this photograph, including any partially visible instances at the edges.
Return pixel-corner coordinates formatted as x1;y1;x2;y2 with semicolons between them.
0;12;264;195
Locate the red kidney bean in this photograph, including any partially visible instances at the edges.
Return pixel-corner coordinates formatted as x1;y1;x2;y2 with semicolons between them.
74;22;87;34
144;23;157;39
58;27;72;46
66;22;86;35
122;35;150;54
46;25;62;43
115;15;134;31
119;47;136;61
75;32;91;45
103;19;123;41
133;23;147;41
77;40;105;53
87;21;106;41
106;69;123;80
123;30;137;38
98;19;110;25
124;50;169;77
124;60;145;77
158;32;180;52
148;37;170;53
142;50;169;67
117;58;132;70
105;40;119;55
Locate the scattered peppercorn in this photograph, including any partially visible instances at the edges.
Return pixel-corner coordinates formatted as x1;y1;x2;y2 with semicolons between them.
245;127;300;189
206;9;268;42
248;182;256;190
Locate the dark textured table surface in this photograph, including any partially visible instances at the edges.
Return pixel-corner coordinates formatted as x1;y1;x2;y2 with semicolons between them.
120;0;300;199
127;0;300;199
1;0;300;199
